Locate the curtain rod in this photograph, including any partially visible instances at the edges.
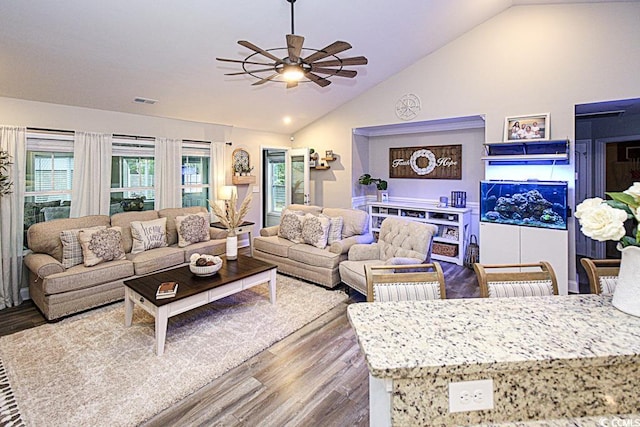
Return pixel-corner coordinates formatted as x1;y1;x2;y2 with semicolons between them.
27;127;74;135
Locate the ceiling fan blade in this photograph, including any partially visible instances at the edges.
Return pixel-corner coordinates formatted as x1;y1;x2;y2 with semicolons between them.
286;81;299;89
286;34;305;62
303;41;352;63
224;67;276;76
216;57;276;67
312;56;368;67
305;72;332;87
251;73;280;86
238;40;283;64
310;67;357;78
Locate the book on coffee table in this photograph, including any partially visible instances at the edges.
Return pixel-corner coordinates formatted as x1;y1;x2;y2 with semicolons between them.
156;281;178;299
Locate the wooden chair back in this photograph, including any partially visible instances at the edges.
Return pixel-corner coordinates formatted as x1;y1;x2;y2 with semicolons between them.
580;258;620;295
473;261;559;298
365;263;446;302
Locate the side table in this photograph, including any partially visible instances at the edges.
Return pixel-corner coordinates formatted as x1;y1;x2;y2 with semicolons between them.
211;221;255;256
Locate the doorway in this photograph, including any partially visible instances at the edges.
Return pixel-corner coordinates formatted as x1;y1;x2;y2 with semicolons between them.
261;147;310;228
574;97;640;292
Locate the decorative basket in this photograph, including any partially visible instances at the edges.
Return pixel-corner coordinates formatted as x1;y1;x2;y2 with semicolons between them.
189;258;223;276
433;242;458;257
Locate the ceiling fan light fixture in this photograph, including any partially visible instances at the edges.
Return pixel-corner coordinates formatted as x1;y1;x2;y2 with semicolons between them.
282;64;304;82
216;0;367;89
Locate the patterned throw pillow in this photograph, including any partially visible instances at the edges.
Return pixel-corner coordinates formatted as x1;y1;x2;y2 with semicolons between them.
60;226;106;269
278;210;306;243
175;212;211;248
78;226;126;267
130;217;168;254
302;213;330;249
324;215;343;245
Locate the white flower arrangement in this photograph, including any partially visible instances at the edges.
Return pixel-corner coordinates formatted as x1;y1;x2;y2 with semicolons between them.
575;182;640;247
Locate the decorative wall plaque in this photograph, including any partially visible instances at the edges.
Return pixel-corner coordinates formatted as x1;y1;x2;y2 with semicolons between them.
389;145;462;180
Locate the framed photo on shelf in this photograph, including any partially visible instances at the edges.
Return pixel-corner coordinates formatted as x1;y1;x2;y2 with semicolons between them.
380;192;389;203
504;113;550;141
442;226;459;240
325;149;333;159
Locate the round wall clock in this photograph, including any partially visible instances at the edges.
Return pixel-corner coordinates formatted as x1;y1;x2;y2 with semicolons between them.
395;94;421;121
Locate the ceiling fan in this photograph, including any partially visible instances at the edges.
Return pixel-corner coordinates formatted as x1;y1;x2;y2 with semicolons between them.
216;0;368;89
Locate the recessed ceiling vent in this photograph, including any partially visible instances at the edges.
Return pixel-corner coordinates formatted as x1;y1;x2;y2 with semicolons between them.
133;97;158;105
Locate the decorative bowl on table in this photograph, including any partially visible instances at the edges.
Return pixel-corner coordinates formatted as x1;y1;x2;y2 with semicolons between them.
189;253;223;277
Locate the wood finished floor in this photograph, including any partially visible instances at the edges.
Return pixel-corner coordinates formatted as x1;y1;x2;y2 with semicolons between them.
0;254;478;426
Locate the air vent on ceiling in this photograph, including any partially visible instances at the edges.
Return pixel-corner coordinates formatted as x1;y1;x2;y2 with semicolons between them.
133;97;158;105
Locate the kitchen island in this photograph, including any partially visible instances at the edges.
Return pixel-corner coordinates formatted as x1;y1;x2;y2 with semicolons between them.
347;294;640;426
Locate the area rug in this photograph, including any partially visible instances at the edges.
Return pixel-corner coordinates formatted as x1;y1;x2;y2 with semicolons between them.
0;274;347;427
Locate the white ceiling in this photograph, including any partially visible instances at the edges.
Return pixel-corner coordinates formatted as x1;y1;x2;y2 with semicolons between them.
0;0;622;134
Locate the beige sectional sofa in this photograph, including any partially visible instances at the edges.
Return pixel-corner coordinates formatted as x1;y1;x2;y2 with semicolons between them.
253;204;373;288
24;207;226;320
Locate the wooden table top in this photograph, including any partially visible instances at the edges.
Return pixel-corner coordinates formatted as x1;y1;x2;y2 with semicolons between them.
123;255;276;306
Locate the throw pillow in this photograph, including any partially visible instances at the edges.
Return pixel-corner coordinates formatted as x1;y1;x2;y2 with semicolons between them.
175;212;211;248
325;215;344;245
130;217;168;254
78;226;126;267
302;213;330;249
60;226;106;269
278;209;306;243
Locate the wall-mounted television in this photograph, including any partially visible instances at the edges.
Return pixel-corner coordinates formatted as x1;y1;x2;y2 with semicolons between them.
480;180;568;230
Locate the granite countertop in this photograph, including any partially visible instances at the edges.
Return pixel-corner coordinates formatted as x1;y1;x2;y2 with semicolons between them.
347;294;640;379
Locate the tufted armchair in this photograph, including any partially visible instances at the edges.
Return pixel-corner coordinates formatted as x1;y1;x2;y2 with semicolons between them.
339;217;437;297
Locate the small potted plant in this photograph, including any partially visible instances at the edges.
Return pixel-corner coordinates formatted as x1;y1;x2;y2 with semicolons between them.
234;163;242;177
358;173;388;201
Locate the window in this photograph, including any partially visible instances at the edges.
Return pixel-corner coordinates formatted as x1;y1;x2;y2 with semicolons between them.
267;152;286;213
111;136;155;213
181;141;211;208
24;131;74;244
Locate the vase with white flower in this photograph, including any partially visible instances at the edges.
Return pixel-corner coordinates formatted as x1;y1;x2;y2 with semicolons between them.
209;187;252;260
575;182;640;316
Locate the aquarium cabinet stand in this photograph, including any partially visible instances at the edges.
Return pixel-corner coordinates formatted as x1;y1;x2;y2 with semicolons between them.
479;222;569;295
368;202;471;266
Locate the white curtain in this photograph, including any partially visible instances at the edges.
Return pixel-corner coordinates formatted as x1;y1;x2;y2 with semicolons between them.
155;137;182;209
0;126;26;309
70;132;112;217
211;141;227;202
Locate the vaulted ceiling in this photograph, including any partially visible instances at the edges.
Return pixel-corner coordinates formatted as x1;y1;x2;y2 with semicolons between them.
0;0;620;134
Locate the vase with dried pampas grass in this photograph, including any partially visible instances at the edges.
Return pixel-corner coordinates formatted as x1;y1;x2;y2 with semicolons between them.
209;191;252;260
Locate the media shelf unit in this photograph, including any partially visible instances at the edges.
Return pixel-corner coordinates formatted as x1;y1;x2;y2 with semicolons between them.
368;201;471;266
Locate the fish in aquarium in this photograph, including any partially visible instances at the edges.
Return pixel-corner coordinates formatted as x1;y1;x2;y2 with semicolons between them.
480;181;567;230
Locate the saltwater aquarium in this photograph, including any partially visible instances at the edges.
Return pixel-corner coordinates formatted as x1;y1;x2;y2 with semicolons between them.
480;180;568;230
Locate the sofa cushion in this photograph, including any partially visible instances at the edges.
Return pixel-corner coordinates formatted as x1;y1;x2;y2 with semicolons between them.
41;259;134;295
339;259;386;295
176;212;211;247
288;243;341;270
111;210;160;253
325;215;343;245
60;226;106;268
27;215;111;262
126;246;185;276
78;226;127;267
130;217;168;254
181;239;226;262
279;210;306;243
322;207;368;238
253;236;296;258
302;213;330;249
158;207;209;246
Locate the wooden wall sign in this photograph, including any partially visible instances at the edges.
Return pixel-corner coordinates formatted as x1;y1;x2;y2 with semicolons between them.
389;145;462;180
